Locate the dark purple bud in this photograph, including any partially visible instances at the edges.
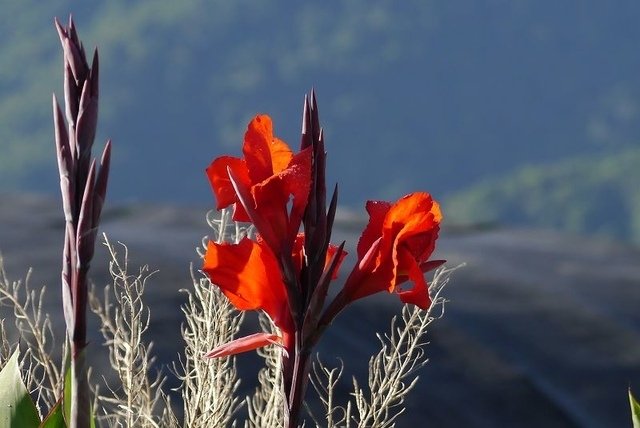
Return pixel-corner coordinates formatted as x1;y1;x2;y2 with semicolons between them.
76;160;96;265
92;141;111;228
303;241;345;339
76;78;98;155
90;50;99;98
63;64;79;125
53;95;76;220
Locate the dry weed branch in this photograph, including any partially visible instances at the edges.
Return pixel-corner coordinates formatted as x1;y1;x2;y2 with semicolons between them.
89;235;174;427
313;264;462;428
0;319;11;363
309;356;349;428
178;272;243;427
0;255;63;414
178;208;245;427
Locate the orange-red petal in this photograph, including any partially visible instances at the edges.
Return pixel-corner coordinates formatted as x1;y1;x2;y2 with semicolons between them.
394;245;431;309
346;192;443;308
357;200;391;260
204;332;282;358
326;242;347;279
243;115;294;183
203;238;290;326
206;156;252;221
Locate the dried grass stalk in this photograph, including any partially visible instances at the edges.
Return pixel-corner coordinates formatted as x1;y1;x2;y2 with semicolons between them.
0;255;63;416
312;264;462;428
0;319;11;363
89;235;175;428
177;208;246;427
178;273;243;427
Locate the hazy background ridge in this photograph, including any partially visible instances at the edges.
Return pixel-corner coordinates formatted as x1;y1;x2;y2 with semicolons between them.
2;0;640;241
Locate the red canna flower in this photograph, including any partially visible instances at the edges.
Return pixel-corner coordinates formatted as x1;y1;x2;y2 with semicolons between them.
338;192;444;311
206;115;312;254
202;92;448;428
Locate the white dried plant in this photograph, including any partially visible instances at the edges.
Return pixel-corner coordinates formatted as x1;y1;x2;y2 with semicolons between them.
0;319;11;362
308;356;348;428
176;208;248;427
0;255;64;416
177;271;243;427
311;264;462;428
89;235;176;428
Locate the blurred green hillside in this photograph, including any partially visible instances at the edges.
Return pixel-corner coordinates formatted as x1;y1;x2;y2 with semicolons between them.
2;0;640;241
445;149;640;243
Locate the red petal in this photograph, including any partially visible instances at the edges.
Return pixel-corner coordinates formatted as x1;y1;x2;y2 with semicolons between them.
203;238;289;326
326;242;348;279
243;115;293;182
342;237;388;302
396;247;432;309
227;167;280;251
383;193;441;266
397;276;431;309
206;156;251;221
251;173;290;240
282;146;312;217
204;332;282;358
383;193;441;239
357;200;391;260
251;146;312;242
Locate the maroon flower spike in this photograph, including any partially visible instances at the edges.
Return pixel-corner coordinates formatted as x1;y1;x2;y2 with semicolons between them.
53;16;111;428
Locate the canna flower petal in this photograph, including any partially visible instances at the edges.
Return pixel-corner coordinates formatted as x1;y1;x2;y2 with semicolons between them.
326;242;347;280
206;115;312;253
206;156;252;221
357;200;391;260
251;147;312;245
204;332;283;358
243;114;293;181
344;192;443;309
395;244;430;308
203;237;293;331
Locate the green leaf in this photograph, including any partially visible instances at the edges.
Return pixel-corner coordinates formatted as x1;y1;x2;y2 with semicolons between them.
630;388;640;428
61;349;95;428
0;349;41;427
89;405;96;428
38;399;66;428
62;351;71;425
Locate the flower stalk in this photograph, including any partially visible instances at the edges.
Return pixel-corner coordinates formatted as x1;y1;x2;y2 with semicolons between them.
53;16;111;428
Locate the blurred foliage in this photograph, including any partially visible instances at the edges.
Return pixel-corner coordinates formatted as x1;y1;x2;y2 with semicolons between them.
445;148;640;243
1;0;439;200
1;0;640;244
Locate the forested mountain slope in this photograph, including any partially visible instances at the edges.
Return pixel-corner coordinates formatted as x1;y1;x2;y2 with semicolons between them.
2;1;640;240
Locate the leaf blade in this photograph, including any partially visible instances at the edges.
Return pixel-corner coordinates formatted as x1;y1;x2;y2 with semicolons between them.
0;349;41;428
630;388;640;428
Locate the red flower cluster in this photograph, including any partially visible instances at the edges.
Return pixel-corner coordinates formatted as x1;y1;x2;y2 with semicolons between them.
202;92;443;427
